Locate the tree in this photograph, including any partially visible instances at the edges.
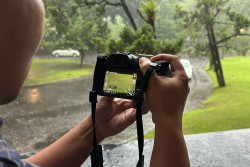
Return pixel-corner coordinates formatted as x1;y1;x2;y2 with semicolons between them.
73;0;138;30
155;0;181;40
103;25;183;56
73;0;182;41
175;0;250;87
137;0;160;36
44;0;110;66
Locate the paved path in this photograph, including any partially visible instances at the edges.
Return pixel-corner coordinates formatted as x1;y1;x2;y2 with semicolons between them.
184;57;212;113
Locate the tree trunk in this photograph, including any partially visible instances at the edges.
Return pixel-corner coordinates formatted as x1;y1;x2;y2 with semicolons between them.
120;0;137;30
206;26;226;87
149;19;156;38
211;28;226;87
204;5;226;87
209;54;214;70
80;50;85;67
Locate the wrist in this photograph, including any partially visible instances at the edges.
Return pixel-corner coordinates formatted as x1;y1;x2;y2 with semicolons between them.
153;113;183;130
78;115;105;145
88;115;105;144
151;122;189;167
155;120;183;134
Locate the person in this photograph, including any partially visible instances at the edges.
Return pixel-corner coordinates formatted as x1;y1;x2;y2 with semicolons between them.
0;0;190;166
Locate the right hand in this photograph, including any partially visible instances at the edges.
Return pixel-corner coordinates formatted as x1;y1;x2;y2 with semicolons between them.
139;54;189;127
95;96;148;141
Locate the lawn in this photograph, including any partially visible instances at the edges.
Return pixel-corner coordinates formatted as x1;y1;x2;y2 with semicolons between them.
103;72;136;94
144;56;250;139
24;58;94;86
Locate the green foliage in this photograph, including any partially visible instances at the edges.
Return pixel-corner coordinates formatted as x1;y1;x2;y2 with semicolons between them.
119;26;136;47
228;0;250;16
104;0;181;40
107;16;127;40
104;38;123;55
175;0;250;58
127;25;159;55
44;0;110;54
190;42;208;57
138;0;160;23
234;36;250;56
103;25;183;55
227;11;250;34
128;34;159;55
160;38;184;55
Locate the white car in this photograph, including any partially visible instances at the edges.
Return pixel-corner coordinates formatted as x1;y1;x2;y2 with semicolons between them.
180;59;193;80
52;48;80;57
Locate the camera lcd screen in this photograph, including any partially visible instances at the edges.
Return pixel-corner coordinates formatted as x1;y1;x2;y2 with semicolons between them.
103;71;137;96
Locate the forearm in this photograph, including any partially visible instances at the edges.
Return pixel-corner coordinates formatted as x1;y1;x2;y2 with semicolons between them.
25;115;103;167
150;119;190;167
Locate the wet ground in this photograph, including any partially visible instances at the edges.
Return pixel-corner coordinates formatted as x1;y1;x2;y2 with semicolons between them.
0;55;212;153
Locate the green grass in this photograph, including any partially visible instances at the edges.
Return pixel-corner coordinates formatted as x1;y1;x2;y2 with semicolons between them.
144;56;250;139
103;72;136;94
24;58;94;86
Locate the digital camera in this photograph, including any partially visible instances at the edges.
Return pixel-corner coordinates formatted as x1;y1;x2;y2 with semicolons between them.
92;53;172;100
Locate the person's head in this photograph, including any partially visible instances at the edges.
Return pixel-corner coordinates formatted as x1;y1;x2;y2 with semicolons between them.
0;0;45;105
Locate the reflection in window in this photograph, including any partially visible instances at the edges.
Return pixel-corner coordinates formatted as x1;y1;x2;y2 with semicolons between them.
27;88;40;103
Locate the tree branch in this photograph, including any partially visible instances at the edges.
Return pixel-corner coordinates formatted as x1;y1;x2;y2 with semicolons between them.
215;33;250;46
83;0;122;6
215;21;234;25
214;7;220;17
137;9;147;23
217;45;235;49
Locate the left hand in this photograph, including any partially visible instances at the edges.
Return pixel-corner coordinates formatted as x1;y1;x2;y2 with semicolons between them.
95;96;148;141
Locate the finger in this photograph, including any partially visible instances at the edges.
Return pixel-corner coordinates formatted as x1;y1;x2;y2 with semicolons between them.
121;108;136;127
139;57;151;75
120;100;135;111
131;101;149;114
150;54;187;78
99;96;114;103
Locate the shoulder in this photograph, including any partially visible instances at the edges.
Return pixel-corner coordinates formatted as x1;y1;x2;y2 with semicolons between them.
0;135;38;167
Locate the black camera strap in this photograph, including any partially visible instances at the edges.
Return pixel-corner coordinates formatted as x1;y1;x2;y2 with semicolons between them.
135;62;158;167
89;62;158;167
89;91;103;167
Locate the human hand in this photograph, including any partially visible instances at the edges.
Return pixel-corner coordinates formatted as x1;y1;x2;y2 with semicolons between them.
95;96;148;141
139;54;189;127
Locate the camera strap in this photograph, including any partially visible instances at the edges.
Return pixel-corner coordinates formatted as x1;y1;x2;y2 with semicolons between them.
89;91;103;167
135;62;158;167
89;62;159;167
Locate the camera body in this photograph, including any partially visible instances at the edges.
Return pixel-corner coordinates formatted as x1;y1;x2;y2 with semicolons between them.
92;53;172;100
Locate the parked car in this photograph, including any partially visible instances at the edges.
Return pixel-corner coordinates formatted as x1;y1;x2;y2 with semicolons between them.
52;48;80;57
180;59;193;80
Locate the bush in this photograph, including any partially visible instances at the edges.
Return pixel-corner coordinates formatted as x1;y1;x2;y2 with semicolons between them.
104;25;183;56
37;41;57;55
160;38;184;55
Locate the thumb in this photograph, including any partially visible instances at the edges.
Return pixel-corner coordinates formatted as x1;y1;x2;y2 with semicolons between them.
139;57;151;75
